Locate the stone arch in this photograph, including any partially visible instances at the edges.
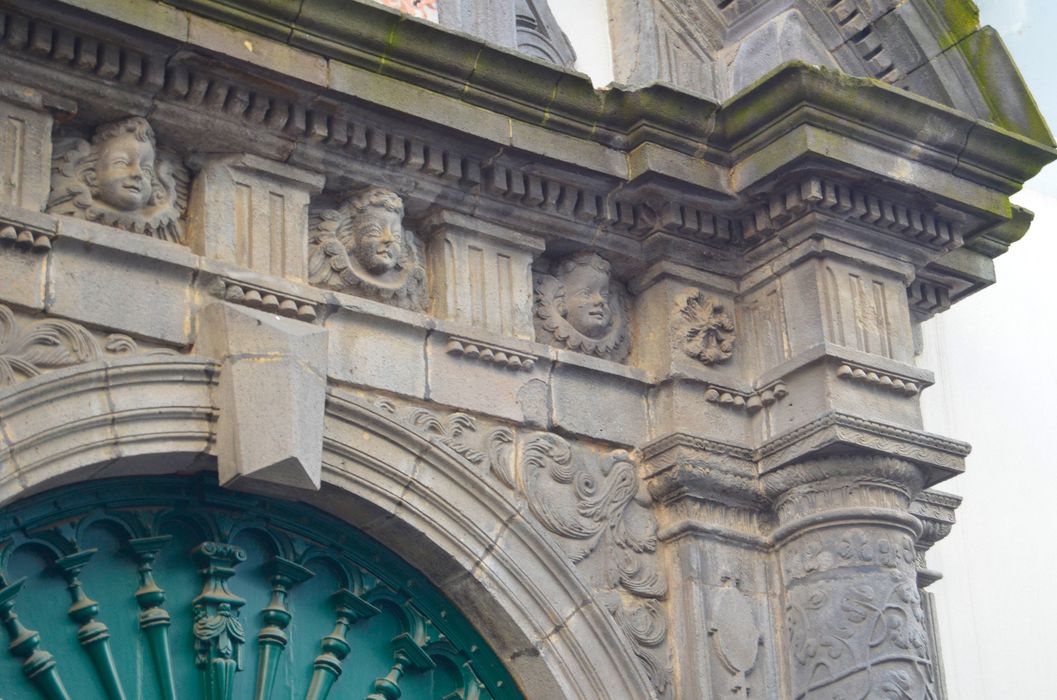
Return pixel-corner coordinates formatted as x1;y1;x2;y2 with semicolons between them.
0;356;658;699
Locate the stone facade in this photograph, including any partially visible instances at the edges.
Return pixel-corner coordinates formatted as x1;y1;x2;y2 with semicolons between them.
0;1;1051;699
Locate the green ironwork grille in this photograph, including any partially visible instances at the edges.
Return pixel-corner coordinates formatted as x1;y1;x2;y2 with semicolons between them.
0;476;524;700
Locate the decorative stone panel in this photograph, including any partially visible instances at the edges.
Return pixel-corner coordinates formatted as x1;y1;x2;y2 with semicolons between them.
423;209;544;339
187;154;324;280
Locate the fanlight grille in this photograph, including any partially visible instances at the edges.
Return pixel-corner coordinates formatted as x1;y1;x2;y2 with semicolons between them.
0;476;522;700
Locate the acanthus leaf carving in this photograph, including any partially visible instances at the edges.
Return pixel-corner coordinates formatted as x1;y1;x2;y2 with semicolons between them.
518;432;671;694
308;187;427;311
675;289;735;365
386;400;672;697
0;304;178;387
47;117;189;243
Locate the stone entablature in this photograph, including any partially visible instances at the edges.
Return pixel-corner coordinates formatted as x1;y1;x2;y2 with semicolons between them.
0;1;1051;699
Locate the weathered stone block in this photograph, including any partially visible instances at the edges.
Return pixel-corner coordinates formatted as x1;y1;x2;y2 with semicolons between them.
0;245;46;310
423;209;544;339
426;328;549;423
196;302;327;491
549;356;649;445
47;217;197;345
326;306;427;398
187;153;324;281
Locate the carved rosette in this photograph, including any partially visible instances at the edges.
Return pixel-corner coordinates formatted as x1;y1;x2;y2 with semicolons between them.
533;252;631;361
764;455;936;700
674;289;735;365
308;187;427;310
47;117;189;243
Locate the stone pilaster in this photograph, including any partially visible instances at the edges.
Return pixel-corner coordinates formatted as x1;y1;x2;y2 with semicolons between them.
763;455;935;699
421;208;544;340
0;86;68;212
187;154;325;281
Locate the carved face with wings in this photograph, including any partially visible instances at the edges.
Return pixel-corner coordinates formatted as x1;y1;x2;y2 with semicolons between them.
534;252;631;362
308;187;428;311
47;117;189;244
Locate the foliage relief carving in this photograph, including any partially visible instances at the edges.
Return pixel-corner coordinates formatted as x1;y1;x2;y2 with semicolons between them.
0;304;176;387
675;289;735;365
47;117;189;243
308;187;427;311
533;252;631;361
786;572;935;700
385;401;672;696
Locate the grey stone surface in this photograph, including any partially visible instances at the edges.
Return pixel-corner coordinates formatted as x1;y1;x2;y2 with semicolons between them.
0;1;1050;698
0;91;53;212
196;302;327;491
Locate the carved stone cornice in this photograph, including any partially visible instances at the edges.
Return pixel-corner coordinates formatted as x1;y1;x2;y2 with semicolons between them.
0;1;1048;299
911;489;961;551
756;412;970;480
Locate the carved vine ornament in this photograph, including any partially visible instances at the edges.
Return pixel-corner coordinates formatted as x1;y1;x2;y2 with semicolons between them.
0;304;174;386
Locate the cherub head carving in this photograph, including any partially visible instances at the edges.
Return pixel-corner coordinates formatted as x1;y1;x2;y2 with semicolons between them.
308;187;427;311
47;117;189;243
534;252;630;361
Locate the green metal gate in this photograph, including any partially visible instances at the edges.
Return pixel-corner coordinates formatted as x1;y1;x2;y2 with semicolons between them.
0;476;523;700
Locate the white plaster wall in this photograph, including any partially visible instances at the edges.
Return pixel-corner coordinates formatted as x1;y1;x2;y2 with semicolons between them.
919;187;1057;699
551;2;1057;696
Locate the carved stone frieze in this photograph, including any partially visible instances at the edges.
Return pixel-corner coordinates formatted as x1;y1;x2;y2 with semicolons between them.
534;252;631;362
675;289;735;365
745;176;959;250
308;187;427;311
0;304;177;387
375;399;672;697
47;117;190;243
211;277;321;323
0;212;54;252
705;381;787;413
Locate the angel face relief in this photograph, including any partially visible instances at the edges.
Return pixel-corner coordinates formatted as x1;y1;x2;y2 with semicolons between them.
353;206;404;275
561;262;613;338
534;252;630;362
47;117;188;243
95;130;155;211
308;187;427;311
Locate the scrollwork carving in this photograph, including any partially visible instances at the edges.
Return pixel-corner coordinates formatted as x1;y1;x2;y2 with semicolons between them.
308;187;427;311
0;304;176;387
47;117;189;243
675;289;735;365
533;252;630;361
385;400;671;696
